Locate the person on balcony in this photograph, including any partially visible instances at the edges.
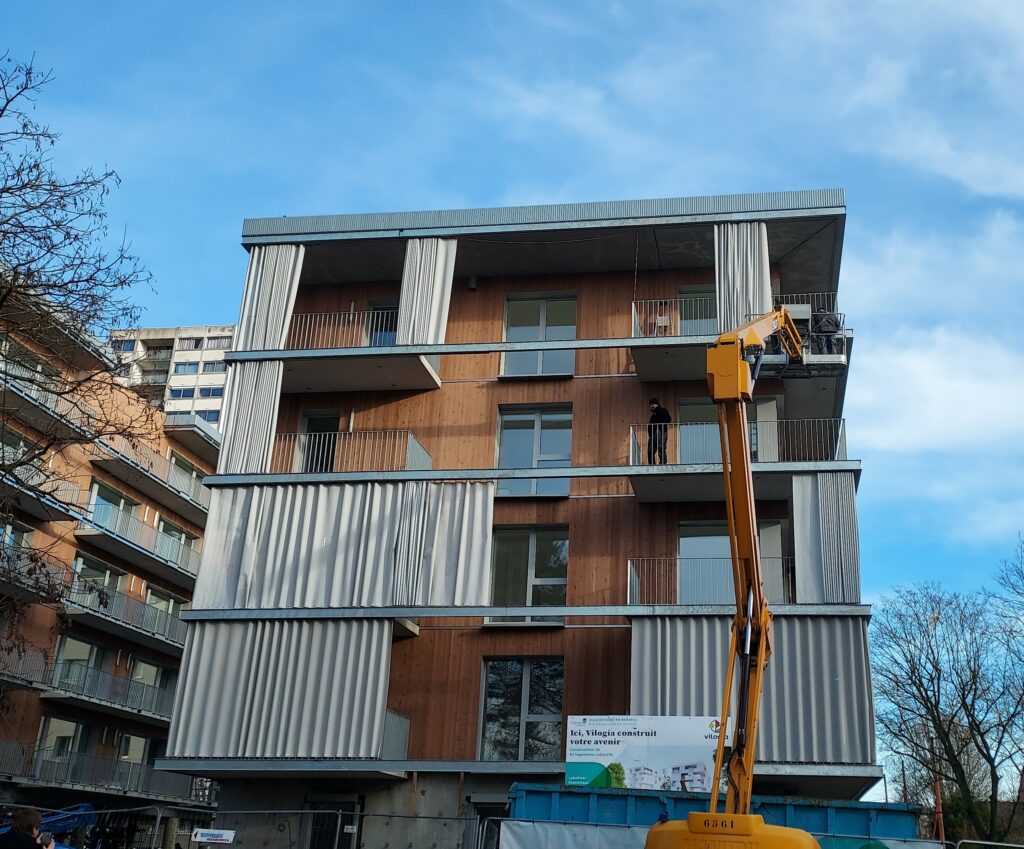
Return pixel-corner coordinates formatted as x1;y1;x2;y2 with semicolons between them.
647;398;671;464
813;307;842;355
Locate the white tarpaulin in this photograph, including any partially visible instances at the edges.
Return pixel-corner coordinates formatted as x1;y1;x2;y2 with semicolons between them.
499;821;648;849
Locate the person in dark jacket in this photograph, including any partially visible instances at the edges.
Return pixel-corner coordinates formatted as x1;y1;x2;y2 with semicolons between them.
0;809;54;849
647;398;672;464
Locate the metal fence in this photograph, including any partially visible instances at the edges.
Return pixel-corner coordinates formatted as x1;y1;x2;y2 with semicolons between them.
627;557;794;605
96;434;209;508
66;577;187;645
1;361;98;431
269;430;432;474
286;310;399;350
0;543;67;595
629;418;848;465
87;504;202;575
631;297;717;338
0;802;164;849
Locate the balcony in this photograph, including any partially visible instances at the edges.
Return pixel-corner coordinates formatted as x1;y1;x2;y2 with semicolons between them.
40;660;174;724
627;557;794;605
627;418;848;500
0;367;96;439
0;460;82;521
269;430;432;474
0;741;215;806
90;434;210;526
66;577;187;654
163;412;221;466
278;311;441;392
136;350;173;369
74;504;202;589
0;544;68;600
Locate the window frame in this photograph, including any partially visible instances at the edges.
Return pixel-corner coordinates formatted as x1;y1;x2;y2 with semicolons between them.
176;337;203;351
201;361;227;374
196;410;220;423
501;295;577;377
168;387;195;399
496;406;572;497
479;657;564;762
172;362;199;375
488;527;568;625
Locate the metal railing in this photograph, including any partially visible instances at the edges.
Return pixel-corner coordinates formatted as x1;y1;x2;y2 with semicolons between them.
67;577;187;645
286;310;399;350
0;448;83;509
0;543;67;595
627;557;794;605
775;291;839;313
134;373;170;385
139;349;173;362
269;430;432;474
767;292;846;355
0;361;97;430
96;433;210;509
164;411;222;443
629;419;848;465
86;503;202;575
631;297;718;338
379;710;411;759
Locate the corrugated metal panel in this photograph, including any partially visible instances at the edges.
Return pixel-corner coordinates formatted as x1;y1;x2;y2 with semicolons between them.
241;189;846;240
630;614;875;764
235;244;304;349
167;618;392;758
192;482;494;610
396;238;457;345
818;472;861;604
218;360;283;475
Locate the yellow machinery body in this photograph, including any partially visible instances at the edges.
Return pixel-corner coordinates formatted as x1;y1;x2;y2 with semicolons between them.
644;310;817;849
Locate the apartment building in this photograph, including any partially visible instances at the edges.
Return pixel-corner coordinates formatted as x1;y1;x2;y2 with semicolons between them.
111;325;236;427
0;318;220;809
159;190;877;839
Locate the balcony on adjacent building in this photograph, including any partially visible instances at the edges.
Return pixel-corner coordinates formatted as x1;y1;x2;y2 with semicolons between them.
278;311;441;392
626;557;794;606
627;418;849;500
163;412;221;466
40;660;175;724
135;349;173;369
74;504;202;589
268;430;432;474
0;741;215;806
90;434;210;526
65;577;187;654
0;544;68;600
0;460;82;522
0;366;96;439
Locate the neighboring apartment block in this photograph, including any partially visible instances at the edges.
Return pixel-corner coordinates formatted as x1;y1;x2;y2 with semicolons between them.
111;325;236;427
0;318;220;809
159;190;877;837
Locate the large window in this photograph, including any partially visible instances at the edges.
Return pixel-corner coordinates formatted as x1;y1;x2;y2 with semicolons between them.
157;518;198;564
54;635;103;689
481;658;563;761
205;336;233;350
202;361;227;374
491;528;568;623
38;717;88;759
74;554;126;593
147;585;183;617
173;362;199;375
503;298;576;376
198;386;224;398
177;337;203;350
169;387;194;399
497;408;572;497
196;410;220;423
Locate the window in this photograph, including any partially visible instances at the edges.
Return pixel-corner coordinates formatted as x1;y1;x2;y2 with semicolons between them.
177;337;203;350
196;410;220;423
74;555;126;593
497;408;572;497
117;733;147;764
173;362;199;375
114;363;132;378
299;413;341;473
170;453;201;478
169;387;195;399
38;717;88;759
481;658;563;761
369;302;398;347
89;481;138;534
54;635;103;690
146;586;182;618
1;520;30;550
131;658;164;688
110;339;136;352
198;386;224;398
202;361;227;374
678;289;717;336
157;517;198;565
677;523;784;604
205;336;233;350
491;528;568;623
503;297;576;376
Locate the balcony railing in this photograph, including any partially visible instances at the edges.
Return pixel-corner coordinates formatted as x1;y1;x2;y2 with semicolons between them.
286;310;399;350
269;430;432;474
0;543;68;595
631;297;718;338
627;557;794;605
134;373;169;385
629;419;847;466
140;349;173;362
0;742;212;804
96;434;209;509
1;361;97;430
0;449;82;512
86;503;202;575
67;577;187;646
379;710;410;759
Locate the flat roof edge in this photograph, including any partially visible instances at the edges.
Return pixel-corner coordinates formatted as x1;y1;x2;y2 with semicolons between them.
241;189;846;242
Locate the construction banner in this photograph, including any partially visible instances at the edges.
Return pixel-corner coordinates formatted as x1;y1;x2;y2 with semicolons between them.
565;715;730;792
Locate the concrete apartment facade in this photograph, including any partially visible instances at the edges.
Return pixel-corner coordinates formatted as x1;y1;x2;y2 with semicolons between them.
111;325;236;428
0;319;220;809
159;190;877;838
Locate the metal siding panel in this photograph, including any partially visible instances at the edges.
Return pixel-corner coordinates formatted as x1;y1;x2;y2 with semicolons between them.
167;619;392;758
630;614;874;764
241;190;845;240
817;472;861;604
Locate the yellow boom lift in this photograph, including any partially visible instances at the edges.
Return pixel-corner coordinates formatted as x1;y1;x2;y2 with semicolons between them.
645;309;819;849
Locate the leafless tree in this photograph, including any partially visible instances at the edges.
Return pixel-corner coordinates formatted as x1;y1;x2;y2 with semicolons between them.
0;54;152;673
873;583;1024;841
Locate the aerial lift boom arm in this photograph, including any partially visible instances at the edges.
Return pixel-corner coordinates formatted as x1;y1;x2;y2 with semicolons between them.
645;309;818;849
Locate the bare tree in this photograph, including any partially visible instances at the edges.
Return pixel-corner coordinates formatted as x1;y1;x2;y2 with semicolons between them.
0;54;152;671
873;583;1024;841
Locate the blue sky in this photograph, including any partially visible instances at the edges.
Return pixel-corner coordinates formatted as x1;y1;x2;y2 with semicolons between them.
6;0;1023;600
